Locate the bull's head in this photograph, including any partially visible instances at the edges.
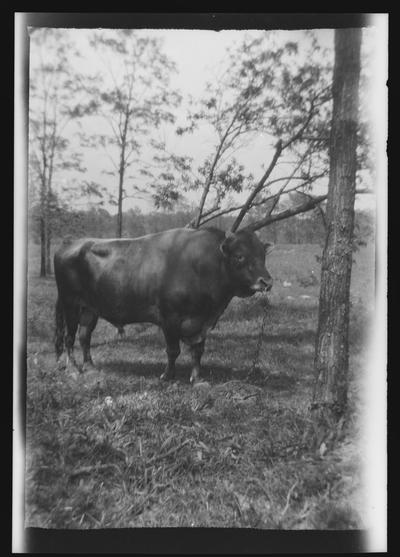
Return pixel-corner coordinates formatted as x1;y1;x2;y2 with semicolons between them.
220;229;274;298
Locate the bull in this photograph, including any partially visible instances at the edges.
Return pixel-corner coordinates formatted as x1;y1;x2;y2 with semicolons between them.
54;227;273;383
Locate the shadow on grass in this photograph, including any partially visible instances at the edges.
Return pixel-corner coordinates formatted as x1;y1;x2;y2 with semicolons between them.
102;360;191;382
211;329;316;345
101;359;248;385
264;373;298;391
222;302;318;322
101;358;299;393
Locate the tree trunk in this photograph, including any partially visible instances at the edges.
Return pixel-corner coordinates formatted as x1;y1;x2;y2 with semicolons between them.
46;127;56;275
117;168;124;238
309;28;362;448
45;181;52;275
40;215;46;277
116;111;130;239
39;171;47;277
46;225;52;275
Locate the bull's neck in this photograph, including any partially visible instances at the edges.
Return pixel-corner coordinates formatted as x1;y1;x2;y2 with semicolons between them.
218;257;237;302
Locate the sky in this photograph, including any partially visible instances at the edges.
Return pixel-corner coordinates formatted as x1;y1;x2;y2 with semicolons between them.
74;29;255;212
29;26;379;214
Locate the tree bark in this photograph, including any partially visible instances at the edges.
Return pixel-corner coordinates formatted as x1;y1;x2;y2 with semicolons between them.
40;215;46;277
310;28;362;447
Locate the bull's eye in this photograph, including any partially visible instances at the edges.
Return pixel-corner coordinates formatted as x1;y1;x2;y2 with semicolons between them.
233;254;246;266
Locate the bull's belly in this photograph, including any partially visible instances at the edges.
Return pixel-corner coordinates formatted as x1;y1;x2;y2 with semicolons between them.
103;313;161;328
78;282;229;341
79;291;162;327
101;305;161;327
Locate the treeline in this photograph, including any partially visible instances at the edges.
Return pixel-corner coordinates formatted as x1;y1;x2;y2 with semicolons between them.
28;203;374;248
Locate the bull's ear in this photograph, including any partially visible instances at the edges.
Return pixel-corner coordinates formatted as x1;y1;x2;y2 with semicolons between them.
220;232;235;258
263;242;275;255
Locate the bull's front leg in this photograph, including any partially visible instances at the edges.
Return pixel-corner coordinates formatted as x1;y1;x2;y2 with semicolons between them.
160;328;180;381
189;340;205;384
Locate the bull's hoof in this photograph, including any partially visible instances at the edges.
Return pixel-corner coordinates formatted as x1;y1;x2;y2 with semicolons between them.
82;361;100;374
63;362;81;382
56;358;67;372
82;365;106;389
59;357;81;380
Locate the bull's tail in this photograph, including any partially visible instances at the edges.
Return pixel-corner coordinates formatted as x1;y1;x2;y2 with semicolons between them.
55;297;65;360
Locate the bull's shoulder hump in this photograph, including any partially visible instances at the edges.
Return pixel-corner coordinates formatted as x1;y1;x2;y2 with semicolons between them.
184;227;224;251
54;238;97;260
87;238;136;258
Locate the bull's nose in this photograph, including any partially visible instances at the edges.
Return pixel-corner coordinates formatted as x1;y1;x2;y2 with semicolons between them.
258;277;273;291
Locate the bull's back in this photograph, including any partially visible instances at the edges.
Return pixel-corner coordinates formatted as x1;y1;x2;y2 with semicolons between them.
53;228;220;325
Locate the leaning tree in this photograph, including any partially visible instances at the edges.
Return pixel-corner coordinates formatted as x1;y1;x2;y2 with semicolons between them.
174;31;332;232
174;30;372;235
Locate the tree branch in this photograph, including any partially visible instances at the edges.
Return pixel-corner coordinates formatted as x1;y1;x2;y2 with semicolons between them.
244;194;328;232
192;104;244;228
281;99;315;150
265;149;320;218
230;97;320;233
199;177;319;226
230;139;283;232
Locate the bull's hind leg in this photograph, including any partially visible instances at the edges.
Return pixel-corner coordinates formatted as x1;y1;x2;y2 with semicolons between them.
63;303;80;373
79;307;99;372
189;340;205;384
55;297;66;367
160;328;180;381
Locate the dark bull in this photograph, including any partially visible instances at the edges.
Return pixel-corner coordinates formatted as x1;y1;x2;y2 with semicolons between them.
54;227;273;383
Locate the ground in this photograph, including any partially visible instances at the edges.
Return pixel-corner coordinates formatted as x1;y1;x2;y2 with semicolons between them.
23;242;374;529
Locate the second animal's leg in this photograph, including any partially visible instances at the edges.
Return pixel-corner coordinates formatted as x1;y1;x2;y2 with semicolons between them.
189;340;205;384
79;307;99;372
160;328;181;381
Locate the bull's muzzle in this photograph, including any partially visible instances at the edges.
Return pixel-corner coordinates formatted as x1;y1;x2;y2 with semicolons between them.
252;277;273;292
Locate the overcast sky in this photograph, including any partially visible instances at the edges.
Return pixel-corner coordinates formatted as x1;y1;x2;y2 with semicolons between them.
29;27;380;214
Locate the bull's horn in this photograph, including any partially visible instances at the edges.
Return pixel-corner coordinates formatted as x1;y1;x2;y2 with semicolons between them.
264;242;275;255
236;223;256;233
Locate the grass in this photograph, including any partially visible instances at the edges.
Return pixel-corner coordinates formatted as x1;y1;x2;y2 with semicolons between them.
24;242;374;529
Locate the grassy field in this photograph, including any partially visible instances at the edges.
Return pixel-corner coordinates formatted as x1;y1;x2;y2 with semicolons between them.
24;241;375;529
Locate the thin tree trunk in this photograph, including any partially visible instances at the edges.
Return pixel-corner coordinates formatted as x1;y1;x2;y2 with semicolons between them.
39;170;48;277
309;28;362;448
117;111;129;238
39;97;49;277
45;177;52;275
40;215;46;277
117;167;124;238
43;199;50;276
46;119;57;275
46;224;51;275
